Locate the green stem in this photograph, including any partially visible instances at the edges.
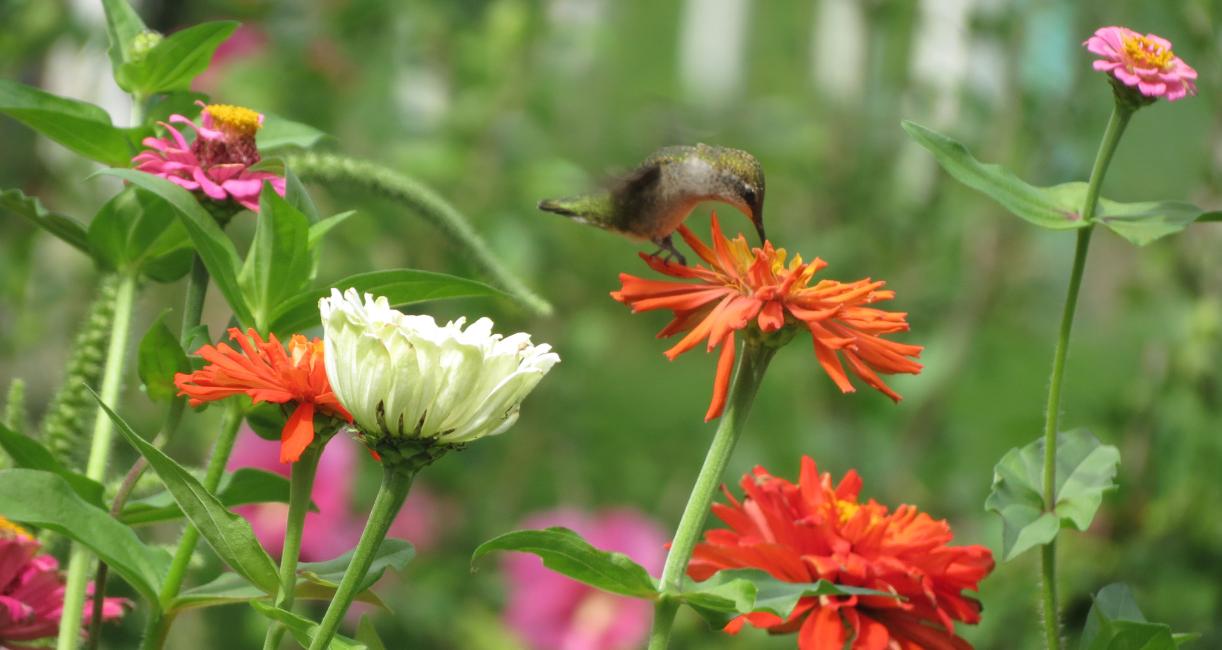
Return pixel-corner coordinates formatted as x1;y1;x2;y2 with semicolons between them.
262;444;324;650
88;255;210;650
308;466;415;650
285;152;553;318
140;401;244;650
1038;103;1131;650
56;273;138;650
647;341;775;650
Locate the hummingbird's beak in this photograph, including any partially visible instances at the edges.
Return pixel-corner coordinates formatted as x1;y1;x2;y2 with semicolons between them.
753;217;767;244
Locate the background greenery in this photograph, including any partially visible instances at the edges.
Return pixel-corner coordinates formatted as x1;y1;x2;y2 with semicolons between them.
2;0;1220;647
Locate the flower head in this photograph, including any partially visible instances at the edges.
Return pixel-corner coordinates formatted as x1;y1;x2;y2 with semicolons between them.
504;509;666;650
1085;26;1197;102
0;518;125;647
611;215;922;420
132;100;286;212
319;289;559;462
689;458;994;650
175;328;351;463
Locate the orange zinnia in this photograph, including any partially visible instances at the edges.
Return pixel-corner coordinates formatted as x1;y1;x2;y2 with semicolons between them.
611;215;922;420
175;328;351;463
689;457;994;650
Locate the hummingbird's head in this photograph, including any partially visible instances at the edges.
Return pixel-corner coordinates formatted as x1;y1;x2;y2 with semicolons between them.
712;147;767;244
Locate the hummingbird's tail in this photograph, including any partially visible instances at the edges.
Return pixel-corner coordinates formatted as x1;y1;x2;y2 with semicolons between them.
537;198;582;217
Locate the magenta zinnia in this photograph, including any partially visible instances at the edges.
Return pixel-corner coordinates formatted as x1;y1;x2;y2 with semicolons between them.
132;101;286;212
0;518;125;647
1085;26;1197;102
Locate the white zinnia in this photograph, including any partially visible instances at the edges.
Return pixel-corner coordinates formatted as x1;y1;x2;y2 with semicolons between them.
319;288;559;445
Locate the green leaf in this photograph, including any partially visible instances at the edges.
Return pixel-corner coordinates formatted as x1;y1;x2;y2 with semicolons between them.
116;21;239;95
985;429;1120;561
250;601;367;650
95;393;280;592
239;187;313;331
0;468;169;603
678;569;900;630
1095;198;1220;246
0;188;91;254
308;211;357;249
0;80;136;166
902;120;1089;230
99;169;254;327
101;0;148;74
258;116;329;151
284;168;320;222
119;467;303;526
138;312;190;402
472;527;657;599
1081;583;1196;649
270;269;506;336
88;186;192;281
0;423;104;507
355;616;387;650
297;538;414;592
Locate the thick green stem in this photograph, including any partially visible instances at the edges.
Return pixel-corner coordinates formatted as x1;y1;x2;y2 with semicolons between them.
1038;104;1131;650
56;273;138;650
88;255;210;650
308;466;415;650
647;341;775;650
262;444;324;650
140;402;244;649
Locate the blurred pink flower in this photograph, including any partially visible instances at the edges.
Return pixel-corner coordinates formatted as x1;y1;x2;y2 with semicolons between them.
193;25;269;93
1085;26;1197;102
132;101;285;212
228;431;443;561
0;519;125;648
503;509;666;650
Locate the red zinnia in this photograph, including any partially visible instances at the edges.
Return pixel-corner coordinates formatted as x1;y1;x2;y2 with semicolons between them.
611;215;922;420
689;457;994;649
175;328;351;463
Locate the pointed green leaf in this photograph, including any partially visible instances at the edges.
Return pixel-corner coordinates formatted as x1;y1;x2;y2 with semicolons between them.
270;269;506;336
95;393;280;592
284;168;320;222
1;188;91;254
679;569;900;630
985;429;1120;561
297;538;414;593
1081;583;1196;649
239;186;313;331
119;467;305;527
250;601;367;649
0;468;168;602
88;186;192;281
258;116;329;152
0;80;136;166
138;312;190;402
472;527;658;599
116;21;239;95
0;423;104;507
99;169;254;327
1095;198;1221;246
308;211;357;249
902;120;1088;230
101;0;148;74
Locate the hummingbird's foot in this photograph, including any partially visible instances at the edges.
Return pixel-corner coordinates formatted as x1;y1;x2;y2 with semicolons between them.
649;235;687;266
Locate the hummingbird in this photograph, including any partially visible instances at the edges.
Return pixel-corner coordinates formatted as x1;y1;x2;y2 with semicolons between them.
538;144;766;265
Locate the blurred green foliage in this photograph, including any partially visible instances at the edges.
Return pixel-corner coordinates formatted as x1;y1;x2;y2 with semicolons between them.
2;0;1220;648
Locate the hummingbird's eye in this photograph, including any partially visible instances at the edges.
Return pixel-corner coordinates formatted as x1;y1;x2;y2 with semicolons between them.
741;187;758;207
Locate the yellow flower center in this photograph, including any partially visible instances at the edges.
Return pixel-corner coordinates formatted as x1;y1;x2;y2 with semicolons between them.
835;498;860;524
1122;34;1175;71
204;104;262;136
0;515;32;539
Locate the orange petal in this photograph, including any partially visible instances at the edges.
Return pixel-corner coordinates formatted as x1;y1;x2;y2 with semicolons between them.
704;332;736;421
279;402;316;463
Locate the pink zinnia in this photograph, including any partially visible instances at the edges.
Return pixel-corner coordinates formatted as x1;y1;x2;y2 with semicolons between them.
503;509;666;650
0;519;125;648
132;101;286;212
1085;26;1197;102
